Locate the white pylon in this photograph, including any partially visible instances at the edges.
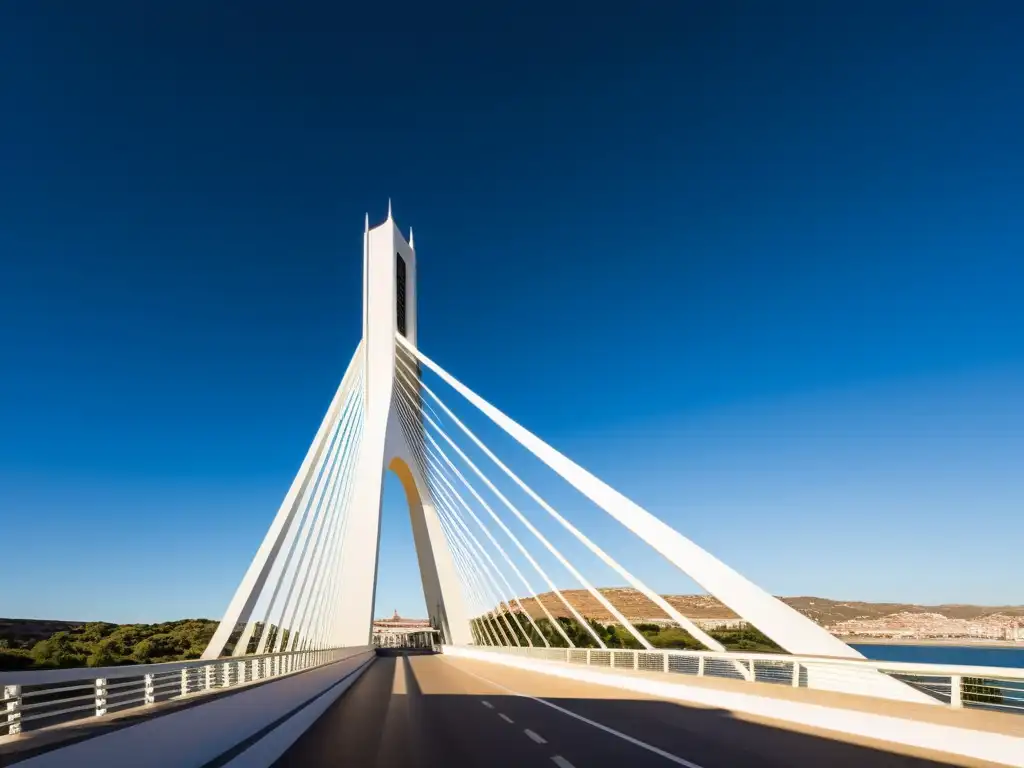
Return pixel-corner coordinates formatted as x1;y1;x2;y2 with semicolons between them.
203;209;470;658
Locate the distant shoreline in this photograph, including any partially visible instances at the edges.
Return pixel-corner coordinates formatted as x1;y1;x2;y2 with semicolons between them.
842;637;1024;649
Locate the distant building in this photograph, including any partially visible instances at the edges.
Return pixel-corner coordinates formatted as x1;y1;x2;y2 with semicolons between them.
372;610;437;649
373;609;431;632
692;618;748;631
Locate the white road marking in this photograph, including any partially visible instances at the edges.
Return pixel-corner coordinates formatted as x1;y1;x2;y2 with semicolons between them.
551;757;576;768
524;728;547;744
392;656;407;694
481;700;494;709
451;661;706;768
498;713;514;724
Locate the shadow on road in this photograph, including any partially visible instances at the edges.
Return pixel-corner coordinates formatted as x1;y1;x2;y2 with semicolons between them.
277;652;991;768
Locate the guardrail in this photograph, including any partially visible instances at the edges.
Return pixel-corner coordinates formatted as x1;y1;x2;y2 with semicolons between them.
1;647;354;738
468;645;1024;714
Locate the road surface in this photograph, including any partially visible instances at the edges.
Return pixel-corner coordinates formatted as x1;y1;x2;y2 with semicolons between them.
275;651;997;768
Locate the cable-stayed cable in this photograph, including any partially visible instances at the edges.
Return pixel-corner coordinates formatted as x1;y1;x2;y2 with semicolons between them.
253;379;360;655
273;392;357;653
397;334;867;658
393;389;549;646
292;395;364;650
394;392;526;646
395;357;722;650
393;386;606;648
393;390;577;647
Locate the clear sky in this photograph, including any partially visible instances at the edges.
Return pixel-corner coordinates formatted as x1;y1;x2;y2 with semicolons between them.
1;2;1022;623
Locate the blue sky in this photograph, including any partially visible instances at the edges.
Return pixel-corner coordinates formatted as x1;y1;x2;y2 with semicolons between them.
1;2;1022;623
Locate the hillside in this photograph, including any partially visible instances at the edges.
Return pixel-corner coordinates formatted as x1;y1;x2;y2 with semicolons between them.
508;589;1024;627
0;619;216;671
0;618;85;648
3;593;1021;672
782;597;1024;626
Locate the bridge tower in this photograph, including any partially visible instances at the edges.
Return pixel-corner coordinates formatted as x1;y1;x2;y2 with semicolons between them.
202;205;470;659
334;205;470;646
203;204;916;709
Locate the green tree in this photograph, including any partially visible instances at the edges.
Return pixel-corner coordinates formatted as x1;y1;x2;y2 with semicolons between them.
962;677;1003;705
133;639;156;662
87;640;118;668
31;633;85;668
0;649;33;670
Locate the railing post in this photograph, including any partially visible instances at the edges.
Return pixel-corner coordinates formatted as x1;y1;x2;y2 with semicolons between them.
634;651;639;670
951;675;963;708
748;657;756;682
586;649;591;665
204;664;214;691
4;684;21;736
94;678;108;717
180;669;189;697
697;655;705;677
792;662;801;687
222;662;231;688
663;652;669;673
237;660;246;685
144;674;155;705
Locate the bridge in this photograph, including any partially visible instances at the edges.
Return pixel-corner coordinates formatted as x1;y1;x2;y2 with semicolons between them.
3;207;1023;767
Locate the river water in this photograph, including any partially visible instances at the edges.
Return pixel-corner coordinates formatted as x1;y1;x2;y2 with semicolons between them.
852;643;1024;669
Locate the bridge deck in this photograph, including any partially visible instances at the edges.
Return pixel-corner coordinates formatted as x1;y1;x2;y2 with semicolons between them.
505;651;1024;738
277;652;1006;768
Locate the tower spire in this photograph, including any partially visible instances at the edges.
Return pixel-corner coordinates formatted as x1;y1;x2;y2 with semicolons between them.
409;226;414;248
387;198;393;221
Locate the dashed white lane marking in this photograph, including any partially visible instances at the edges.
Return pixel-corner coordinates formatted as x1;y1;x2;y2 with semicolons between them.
551;757;575;768
481;700;494;709
524;728;547;744
454;662;706;768
498;713;514;724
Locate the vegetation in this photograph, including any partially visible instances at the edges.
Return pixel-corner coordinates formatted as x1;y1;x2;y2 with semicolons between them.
0;620;217;671
962;677;1003;705
0;612;783;672
473;613;783;653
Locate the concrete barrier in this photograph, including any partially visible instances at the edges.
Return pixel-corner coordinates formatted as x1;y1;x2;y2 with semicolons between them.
15;648;374;768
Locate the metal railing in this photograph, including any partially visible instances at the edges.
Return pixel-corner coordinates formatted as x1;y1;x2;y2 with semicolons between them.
373;630;440;649
1;647;360;738
467;645;1024;714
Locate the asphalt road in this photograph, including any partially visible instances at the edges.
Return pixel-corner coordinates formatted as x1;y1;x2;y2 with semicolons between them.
275;652;998;768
